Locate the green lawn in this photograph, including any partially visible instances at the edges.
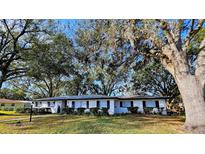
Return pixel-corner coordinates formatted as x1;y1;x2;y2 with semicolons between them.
0;110;28;121
0;114;188;134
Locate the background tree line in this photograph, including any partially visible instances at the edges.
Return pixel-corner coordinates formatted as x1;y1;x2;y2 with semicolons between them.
0;19;180;101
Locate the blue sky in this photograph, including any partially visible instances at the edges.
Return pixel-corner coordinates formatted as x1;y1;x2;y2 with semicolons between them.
57;19;78;39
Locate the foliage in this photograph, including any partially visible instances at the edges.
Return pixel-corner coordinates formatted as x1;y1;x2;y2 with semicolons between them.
62;106;75;114
15;107;25;113
90;107;99;115
0;88;27;100
0;107;14;111
77;107;86;115
66;20;133;96
143;107;154;114
0;19;51;89
101;107;109;115
11;33;74;98
132;59;179;100
127;107;139;114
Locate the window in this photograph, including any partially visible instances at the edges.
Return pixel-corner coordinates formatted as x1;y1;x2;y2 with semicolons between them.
107;100;110;108
120;101;123;107
97;101;100;108
1;103;5;107
11;103;15;107
48;102;50;107
86;101;89;108
35;102;38;107
155;100;159;108
72;101;75;108
53;102;55;105
131;101;134;107
143;101;146;108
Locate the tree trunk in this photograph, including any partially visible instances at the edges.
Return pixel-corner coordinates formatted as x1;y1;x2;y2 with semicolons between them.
176;74;205;133
0;81;3;89
0;77;5;89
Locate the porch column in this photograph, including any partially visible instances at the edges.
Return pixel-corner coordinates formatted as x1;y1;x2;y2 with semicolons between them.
108;100;115;115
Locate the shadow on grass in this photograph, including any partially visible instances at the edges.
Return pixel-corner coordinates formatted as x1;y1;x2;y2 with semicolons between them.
0;113;7;115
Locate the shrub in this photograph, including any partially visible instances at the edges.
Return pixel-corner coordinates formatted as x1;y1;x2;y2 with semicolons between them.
32;108;39;114
85;111;90;116
24;108;32;113
77;107;86;115
15;107;25;113
90;107;99;115
73;110;78;115
8;107;14;111
62;107;75;114
101;107;109;115
3;107;10;111
143;107;153;114
127;107;139;114
158;107;164;115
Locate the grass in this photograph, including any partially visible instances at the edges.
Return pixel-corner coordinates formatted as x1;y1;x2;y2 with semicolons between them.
0;114;188;134
0;110;28;121
0;110;16;115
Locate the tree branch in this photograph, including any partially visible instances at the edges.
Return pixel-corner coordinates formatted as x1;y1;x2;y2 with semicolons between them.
184;19;205;50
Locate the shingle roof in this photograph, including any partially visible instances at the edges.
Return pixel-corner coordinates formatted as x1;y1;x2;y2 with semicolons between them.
34;95;170;101
118;95;170;100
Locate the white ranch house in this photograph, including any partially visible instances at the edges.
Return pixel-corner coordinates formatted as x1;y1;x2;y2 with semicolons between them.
32;95;169;115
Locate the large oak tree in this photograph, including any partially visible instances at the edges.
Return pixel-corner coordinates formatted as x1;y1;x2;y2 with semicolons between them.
126;19;205;132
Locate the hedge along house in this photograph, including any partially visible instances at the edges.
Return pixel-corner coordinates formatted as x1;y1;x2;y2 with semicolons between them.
0;99;31;111
32;95;169;115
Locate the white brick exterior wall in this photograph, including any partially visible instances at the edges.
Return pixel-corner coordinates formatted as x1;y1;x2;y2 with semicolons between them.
33;98;167;115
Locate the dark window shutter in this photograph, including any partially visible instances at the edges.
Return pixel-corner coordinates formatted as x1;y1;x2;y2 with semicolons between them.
155;101;159;108
143;101;146;108
86;101;89;108
131;101;134;107
107;100;110;108
64;100;67;106
72;101;75;108
120;101;123;107
97;101;100;108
